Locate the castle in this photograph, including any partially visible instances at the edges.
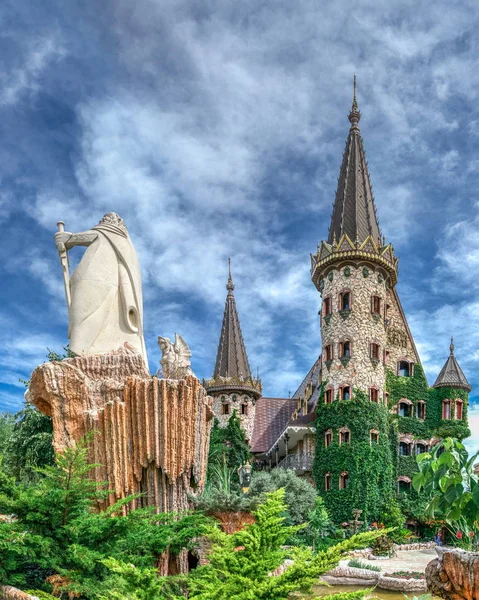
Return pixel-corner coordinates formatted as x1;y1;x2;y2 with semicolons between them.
205;81;471;523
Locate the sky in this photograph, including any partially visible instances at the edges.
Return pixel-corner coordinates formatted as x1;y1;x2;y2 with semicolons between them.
0;0;479;455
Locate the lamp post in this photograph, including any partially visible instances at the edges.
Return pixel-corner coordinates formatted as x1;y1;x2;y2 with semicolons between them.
274;444;279;467
237;461;252;493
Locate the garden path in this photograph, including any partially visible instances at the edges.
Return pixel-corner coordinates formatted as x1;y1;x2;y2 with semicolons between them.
345;547;439;573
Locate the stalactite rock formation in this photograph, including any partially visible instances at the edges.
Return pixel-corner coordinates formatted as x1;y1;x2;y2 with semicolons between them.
426;548;479;600
27;345;214;514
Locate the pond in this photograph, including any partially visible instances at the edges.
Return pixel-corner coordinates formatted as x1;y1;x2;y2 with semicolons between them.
311;583;439;600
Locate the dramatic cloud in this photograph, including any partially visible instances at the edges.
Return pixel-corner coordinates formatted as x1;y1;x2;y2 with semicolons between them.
0;0;478;449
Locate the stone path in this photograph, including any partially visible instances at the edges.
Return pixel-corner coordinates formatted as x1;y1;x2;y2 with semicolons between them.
345;547;439;573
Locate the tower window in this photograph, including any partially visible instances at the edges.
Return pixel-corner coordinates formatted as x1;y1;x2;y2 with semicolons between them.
398;477;412;492
415;442;427;455
222;403;230;415
339;291;351;311
442;400;451;420
324;388;333;404
398;361;411;377
416;401;426;420
370;343;380;360
339;341;351;359
324;345;333;361
370;430;379;444
323;297;332;316
325;473;331;491
341;386;351;401
324;430;333;448
398;402;411;417
399;442;411;456
339;428;351;445
371;295;381;315
384;392;389;405
339;472;349;489
455;400;463;420
369;388;379;403
241;403;248;415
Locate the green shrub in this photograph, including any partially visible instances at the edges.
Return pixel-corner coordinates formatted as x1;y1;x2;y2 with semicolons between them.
347;558;381;572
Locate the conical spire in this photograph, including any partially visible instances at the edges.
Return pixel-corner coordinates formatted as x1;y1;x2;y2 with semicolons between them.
328;76;381;245
433;337;471;392
213;261;252;379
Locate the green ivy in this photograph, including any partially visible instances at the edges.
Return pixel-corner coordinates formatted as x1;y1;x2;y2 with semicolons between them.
313;390;394;524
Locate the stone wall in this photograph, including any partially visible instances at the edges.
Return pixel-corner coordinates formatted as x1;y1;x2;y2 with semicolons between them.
211;392;256;441
27;346;214;514
319;263;417;399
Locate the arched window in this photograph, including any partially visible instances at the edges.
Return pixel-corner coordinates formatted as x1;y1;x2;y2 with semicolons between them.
371;295;382;315
325;473;331;491
339;340;351;359
339;428;351;445
370;429;379;444
370;343;380;360
222;403;230;415
398;476;412;492
339;472;349;489
324;345;333;362
398;361;411;377
324;388;333;404
415;442;428;455
323;297;332;316
399;441;411;456
416;401;426;420
442;400;451;420
369;388;379;403
340;385;351;401
455;400;463;420
241;403;248;415
398;401;412;417
324;430;333;448
339;291;351;311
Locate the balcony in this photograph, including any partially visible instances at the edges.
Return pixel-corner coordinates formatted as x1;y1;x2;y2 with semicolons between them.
277;452;314;472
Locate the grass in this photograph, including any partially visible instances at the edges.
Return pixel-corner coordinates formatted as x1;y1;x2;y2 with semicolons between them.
347;558;381;572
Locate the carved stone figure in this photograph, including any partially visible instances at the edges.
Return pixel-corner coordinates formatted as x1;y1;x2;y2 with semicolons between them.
158;333;194;379
54;213;147;363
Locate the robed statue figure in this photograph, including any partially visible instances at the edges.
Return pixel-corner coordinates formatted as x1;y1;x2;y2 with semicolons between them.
54;212;148;363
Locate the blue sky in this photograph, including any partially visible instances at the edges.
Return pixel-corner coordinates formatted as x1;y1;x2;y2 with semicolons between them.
1;0;478;455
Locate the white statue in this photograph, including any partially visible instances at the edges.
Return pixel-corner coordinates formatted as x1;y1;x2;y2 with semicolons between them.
54;213;148;363
158;334;194;379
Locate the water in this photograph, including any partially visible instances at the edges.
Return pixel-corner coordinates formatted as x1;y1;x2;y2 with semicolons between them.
311;584;437;600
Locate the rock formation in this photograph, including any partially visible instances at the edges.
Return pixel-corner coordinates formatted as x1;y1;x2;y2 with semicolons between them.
426;547;479;600
27;345;213;514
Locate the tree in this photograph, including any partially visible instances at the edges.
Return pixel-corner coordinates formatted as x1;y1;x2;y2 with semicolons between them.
207;412;250;484
248;468;317;527
413;437;479;549
4;403;54;483
0;437;212;596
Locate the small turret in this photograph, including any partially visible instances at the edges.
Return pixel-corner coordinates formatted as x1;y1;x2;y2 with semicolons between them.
433;337;471;392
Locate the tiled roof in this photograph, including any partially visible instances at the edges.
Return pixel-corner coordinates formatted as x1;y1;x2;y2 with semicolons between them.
433;339;471;392
213;261;252;379
328;78;381;245
250;397;296;454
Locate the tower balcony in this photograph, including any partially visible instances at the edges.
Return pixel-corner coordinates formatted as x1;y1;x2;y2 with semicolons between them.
311;233;398;290
203;375;262;399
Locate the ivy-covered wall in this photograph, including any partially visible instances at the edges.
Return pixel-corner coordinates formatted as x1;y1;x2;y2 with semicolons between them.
313;390;395;523
313;365;471;524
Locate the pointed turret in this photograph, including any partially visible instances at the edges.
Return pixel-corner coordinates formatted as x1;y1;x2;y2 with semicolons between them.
328;75;381;245
433;338;471;392
213;259;252;380
204;261;261;440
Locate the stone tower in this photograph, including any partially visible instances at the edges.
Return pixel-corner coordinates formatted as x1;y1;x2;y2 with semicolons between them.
311;77;419;408
204;261;262;441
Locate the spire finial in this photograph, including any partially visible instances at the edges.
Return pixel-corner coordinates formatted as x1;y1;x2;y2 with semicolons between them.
348;73;361;129
450;336;455;355
227;257;235;292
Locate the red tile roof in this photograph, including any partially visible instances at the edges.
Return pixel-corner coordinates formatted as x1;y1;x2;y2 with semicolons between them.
250;397;296;454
